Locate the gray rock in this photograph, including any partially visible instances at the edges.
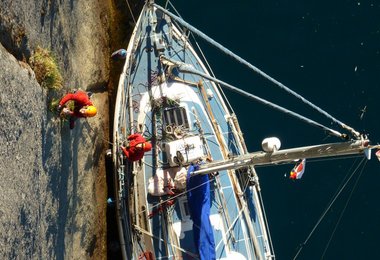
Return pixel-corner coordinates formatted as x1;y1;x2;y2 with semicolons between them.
0;0;112;258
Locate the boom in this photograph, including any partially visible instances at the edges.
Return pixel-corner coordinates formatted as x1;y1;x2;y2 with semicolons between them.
194;139;378;176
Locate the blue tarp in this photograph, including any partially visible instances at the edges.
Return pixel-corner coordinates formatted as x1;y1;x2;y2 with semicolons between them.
186;165;216;260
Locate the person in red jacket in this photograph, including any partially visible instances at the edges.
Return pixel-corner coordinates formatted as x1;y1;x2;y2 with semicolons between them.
121;133;152;161
57;90;97;129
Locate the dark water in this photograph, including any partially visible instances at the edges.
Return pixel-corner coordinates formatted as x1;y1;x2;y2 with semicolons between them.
172;1;380;259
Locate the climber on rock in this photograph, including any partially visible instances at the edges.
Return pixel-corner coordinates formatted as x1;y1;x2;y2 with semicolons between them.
57;89;97;129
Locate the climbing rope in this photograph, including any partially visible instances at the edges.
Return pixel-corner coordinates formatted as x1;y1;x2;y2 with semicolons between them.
292;157;367;259
83;120;113;146
154;4;361;138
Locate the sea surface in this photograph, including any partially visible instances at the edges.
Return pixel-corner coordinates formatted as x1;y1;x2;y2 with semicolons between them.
172;1;380;259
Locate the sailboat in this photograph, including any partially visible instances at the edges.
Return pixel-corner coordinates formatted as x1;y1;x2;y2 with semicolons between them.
111;1;379;259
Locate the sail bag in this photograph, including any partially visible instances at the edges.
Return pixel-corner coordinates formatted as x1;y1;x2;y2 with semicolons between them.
186;165;216;259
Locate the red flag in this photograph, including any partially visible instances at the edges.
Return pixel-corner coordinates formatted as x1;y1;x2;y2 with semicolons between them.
290;159;306;180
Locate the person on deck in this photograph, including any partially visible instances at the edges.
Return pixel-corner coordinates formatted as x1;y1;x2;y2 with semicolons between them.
57;89;97;129
120;133;152;161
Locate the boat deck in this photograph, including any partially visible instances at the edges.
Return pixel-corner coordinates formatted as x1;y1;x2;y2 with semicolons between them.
113;4;273;260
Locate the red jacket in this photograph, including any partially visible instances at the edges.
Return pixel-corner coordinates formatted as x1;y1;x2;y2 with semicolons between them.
121;134;151;161
59;90;93;118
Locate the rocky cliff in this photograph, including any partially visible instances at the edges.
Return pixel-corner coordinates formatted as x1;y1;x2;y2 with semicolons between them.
0;0;140;258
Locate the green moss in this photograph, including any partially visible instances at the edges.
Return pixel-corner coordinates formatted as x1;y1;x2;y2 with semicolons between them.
48;97;75;120
49;97;60;112
29;46;63;90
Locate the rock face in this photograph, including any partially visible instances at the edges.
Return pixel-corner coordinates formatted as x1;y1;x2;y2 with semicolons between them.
0;0;116;258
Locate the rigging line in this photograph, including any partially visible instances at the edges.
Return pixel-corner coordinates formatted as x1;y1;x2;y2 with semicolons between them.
320;160;367;259
253;155;364;169
192;38;236;115
173;61;345;139
292;157;367;260
84;120;113;146
169;0;237;116
153;4;360;138
303;155;364;164
256;182;275;254
139;166;241;217
230;172;273;253
136;171;214;215
323;158;360;208
125;0;136;24
240;172;276;256
215;205;246;251
133;225;199;258
164;0;170;9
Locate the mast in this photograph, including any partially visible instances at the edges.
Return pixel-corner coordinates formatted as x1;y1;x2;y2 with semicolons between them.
193;139;377;176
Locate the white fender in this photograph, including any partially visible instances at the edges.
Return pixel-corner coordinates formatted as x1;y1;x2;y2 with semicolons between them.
262;137;281;153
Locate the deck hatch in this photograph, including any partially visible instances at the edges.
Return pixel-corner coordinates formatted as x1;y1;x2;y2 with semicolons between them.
163;106;189;129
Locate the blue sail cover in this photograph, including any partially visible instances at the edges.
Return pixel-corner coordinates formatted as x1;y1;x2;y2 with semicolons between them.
186;165;216;260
